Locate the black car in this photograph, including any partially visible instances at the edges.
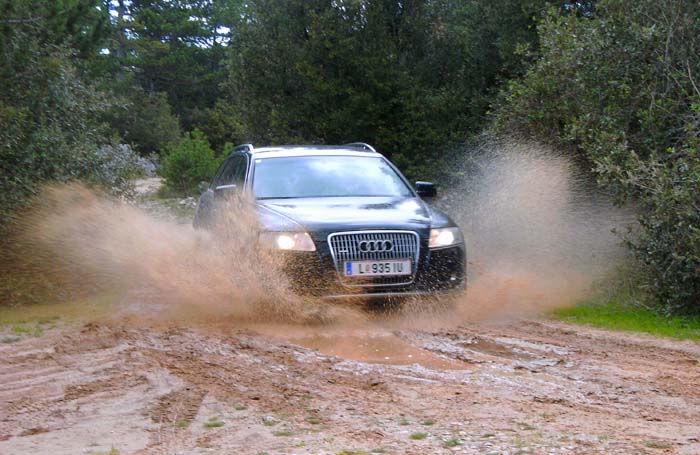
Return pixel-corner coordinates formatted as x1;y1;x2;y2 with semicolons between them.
194;143;466;300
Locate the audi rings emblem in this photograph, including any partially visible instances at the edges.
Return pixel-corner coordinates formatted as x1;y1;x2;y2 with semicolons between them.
358;239;394;252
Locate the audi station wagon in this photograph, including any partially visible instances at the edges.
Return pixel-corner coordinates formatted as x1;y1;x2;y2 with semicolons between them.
193;143;466;301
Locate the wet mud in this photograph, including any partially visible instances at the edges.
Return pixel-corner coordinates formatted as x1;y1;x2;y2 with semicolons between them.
1;320;699;454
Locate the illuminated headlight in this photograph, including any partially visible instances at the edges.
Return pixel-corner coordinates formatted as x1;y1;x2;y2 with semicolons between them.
258;232;316;251
429;227;463;249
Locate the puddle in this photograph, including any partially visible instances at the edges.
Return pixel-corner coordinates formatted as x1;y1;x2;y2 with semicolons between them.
289;331;470;370
461;337;536;361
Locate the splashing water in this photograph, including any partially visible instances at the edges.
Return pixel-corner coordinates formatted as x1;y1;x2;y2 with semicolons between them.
444;139;632;321
1;184;364;324
1;140;632;330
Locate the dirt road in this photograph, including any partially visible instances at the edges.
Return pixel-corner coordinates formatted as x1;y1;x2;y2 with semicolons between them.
1;316;699;455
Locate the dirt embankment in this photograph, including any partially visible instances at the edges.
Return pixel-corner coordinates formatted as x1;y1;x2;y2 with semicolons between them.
1;319;699;455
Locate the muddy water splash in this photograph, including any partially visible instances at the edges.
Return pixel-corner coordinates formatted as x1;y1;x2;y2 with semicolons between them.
0;141;633;367
2;184;363;324
443;139;632;321
2;140;631;331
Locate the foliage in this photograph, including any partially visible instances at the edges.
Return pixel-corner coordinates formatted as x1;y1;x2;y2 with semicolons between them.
91;144;155;191
195;100;246;152
0;0;123;217
495;0;700;313
224;0;551;180
102;0;237;148
619;150;700;314
104;86;181;155
160;130;221;195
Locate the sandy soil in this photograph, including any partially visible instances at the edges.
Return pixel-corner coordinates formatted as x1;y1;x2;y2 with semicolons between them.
1;318;699;455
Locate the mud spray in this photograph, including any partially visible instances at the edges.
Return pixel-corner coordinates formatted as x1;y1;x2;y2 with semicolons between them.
445;139;632;322
1;139;633;363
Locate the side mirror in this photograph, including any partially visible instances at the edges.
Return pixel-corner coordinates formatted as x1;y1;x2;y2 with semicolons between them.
415;181;437;198
198;181;209;194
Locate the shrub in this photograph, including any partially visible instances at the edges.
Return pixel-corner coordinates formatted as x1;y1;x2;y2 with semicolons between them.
88;144;156;196
160;130;221;196
618;148;700;314
0;1;128;219
105;87;181;155
494;0;700;313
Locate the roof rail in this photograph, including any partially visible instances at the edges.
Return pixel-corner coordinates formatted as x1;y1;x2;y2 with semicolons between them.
343;142;377;153
228;143;254;156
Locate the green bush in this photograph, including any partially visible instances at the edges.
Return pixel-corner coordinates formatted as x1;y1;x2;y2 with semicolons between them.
160;130;221;196
106;87;181;155
494;0;700;314
0;1;135;219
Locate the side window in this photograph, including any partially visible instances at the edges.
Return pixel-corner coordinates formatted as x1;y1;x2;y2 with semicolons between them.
213;154;248;188
210;159;230;188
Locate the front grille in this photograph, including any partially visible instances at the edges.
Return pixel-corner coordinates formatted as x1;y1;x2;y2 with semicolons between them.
327;230;420;287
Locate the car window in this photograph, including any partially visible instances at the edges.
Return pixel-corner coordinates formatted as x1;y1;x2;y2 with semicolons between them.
253;155;413;199
213;154;247;188
210;160;228;187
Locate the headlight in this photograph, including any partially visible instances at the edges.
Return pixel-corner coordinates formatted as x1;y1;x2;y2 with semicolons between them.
429;227;463;249
258;232;316;251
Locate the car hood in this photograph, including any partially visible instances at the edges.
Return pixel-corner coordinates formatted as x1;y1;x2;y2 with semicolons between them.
256;196;440;238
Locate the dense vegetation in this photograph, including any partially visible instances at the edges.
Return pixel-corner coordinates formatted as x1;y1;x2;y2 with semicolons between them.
495;0;700;314
1;0;697;314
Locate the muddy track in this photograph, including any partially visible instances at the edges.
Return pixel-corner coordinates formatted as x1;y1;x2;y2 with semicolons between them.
1;319;699;455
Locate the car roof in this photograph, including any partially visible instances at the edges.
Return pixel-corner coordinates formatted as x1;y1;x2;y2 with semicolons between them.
232;144;382;159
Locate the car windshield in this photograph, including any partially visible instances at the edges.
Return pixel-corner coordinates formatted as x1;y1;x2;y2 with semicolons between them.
253;155;414;199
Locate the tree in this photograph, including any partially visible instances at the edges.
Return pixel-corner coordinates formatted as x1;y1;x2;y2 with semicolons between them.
0;0;122;215
224;0;552;179
101;0;239;149
495;0;700;313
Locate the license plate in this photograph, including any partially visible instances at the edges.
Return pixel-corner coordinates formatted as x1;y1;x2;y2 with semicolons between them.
344;259;412;277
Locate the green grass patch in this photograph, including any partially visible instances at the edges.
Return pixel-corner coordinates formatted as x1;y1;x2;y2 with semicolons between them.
272;429;294;437
551;300;700;340
12;324;34;334
305;415;321;425
644;440;673;449
409;432;428;440
262;418;278;427
443;437;462;447
204;417;224;428
89;449;119;455
421;419;435;426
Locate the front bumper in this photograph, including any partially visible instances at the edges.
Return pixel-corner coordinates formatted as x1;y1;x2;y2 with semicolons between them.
280;239;466;299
